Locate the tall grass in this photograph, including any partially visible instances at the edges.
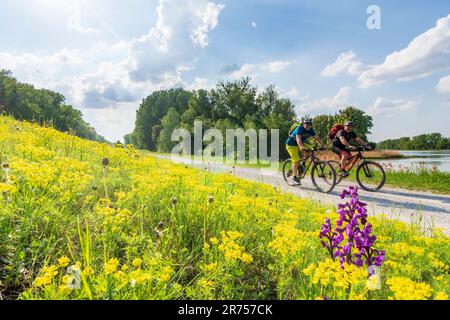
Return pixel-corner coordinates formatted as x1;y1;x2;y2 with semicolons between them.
379;163;450;194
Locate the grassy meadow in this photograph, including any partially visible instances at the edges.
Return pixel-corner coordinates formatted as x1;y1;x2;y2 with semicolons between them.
0;116;449;300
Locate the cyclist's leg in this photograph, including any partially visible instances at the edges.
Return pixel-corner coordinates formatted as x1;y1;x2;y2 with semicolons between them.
341;149;352;171
286;145;301;177
332;145;350;172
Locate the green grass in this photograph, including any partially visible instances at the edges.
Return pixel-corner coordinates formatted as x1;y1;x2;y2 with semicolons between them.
382;170;450;194
334;166;450;194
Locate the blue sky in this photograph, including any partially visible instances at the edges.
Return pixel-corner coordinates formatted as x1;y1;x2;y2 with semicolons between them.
1;0;449;142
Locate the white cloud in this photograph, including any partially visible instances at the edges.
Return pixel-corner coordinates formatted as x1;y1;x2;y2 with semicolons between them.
186;77;211;90
229;64;258;79
263;61;290;73
437;75;450;93
321;51;364;77
190;2;225;48
0;49;84;90
294;86;352;113
229;60;290;79
366;97;420;116
359;14;450;88
127;0;224;83
66;6;100;34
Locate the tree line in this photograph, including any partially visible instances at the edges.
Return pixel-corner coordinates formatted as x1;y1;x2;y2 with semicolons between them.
125;77;375;159
377;133;450;150
0;70;105;142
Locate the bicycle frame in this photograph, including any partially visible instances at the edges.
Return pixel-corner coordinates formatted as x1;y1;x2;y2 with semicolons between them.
342;150;365;172
293;150;320;178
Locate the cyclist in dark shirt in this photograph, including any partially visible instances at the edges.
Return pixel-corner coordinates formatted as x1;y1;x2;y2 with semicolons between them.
332;121;371;177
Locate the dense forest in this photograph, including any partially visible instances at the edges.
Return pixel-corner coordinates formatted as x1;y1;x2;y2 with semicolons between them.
125;77;374;159
125;78;296;159
0;70;105;142
377;133;450;150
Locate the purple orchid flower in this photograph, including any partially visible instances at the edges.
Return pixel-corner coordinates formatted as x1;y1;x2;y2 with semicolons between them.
319;186;386;271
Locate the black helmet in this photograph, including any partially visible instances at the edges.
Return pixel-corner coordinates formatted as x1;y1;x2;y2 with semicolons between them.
344;121;354;127
303;118;313;125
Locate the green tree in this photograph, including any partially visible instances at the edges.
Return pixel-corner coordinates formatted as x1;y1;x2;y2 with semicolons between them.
334;106;373;141
157;107;180;152
312;114;334;144
0;69;105;142
210;77;259;127
377;133;450;150
131;88;192;150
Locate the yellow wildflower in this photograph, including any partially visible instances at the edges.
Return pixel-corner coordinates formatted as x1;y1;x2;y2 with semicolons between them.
386;277;432;300
435;292;448;300
197;278;214;289
58;256;70;267
34;276;51;287
241;253;253;264
132;258;143;268
82;266;94;277
204;262;218;273
104;258;119;275
349;292;366;300
160;266;173;282
303;259;367;289
62;275;74;285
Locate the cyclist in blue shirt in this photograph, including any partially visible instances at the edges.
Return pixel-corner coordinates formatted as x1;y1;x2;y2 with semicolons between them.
286;118;324;184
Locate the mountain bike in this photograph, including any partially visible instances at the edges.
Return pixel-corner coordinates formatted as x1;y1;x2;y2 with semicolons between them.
282;148;337;193
329;147;386;192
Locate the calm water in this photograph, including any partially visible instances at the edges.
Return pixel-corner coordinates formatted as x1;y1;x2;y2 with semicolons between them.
378;150;450;173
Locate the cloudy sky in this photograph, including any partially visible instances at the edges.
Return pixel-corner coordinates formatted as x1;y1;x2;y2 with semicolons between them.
1;0;449;142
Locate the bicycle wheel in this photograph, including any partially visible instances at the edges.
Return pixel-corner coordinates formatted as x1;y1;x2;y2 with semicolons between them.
356;161;386;192
311;161;336;193
328;160;344;185
282;158;300;186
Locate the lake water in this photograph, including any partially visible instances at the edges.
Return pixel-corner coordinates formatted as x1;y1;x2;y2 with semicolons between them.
378;150;450;173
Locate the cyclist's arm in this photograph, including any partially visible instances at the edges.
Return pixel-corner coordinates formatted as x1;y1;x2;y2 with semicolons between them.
355;137;370;149
314;135;324;148
338;136;352;148
296;135;304;150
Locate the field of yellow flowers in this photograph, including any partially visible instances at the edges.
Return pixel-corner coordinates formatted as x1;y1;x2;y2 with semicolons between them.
0;115;449;300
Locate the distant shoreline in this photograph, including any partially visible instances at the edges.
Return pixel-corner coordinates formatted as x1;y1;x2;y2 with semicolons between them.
317;149;404;160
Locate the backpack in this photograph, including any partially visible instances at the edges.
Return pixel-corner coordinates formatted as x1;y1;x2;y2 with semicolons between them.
328;124;345;141
288;122;301;137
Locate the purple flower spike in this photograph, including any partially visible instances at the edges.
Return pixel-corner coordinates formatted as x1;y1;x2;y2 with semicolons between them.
339;190;348;199
319;186;385;270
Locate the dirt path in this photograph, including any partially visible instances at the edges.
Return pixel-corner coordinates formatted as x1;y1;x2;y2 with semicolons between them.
156;155;450;235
